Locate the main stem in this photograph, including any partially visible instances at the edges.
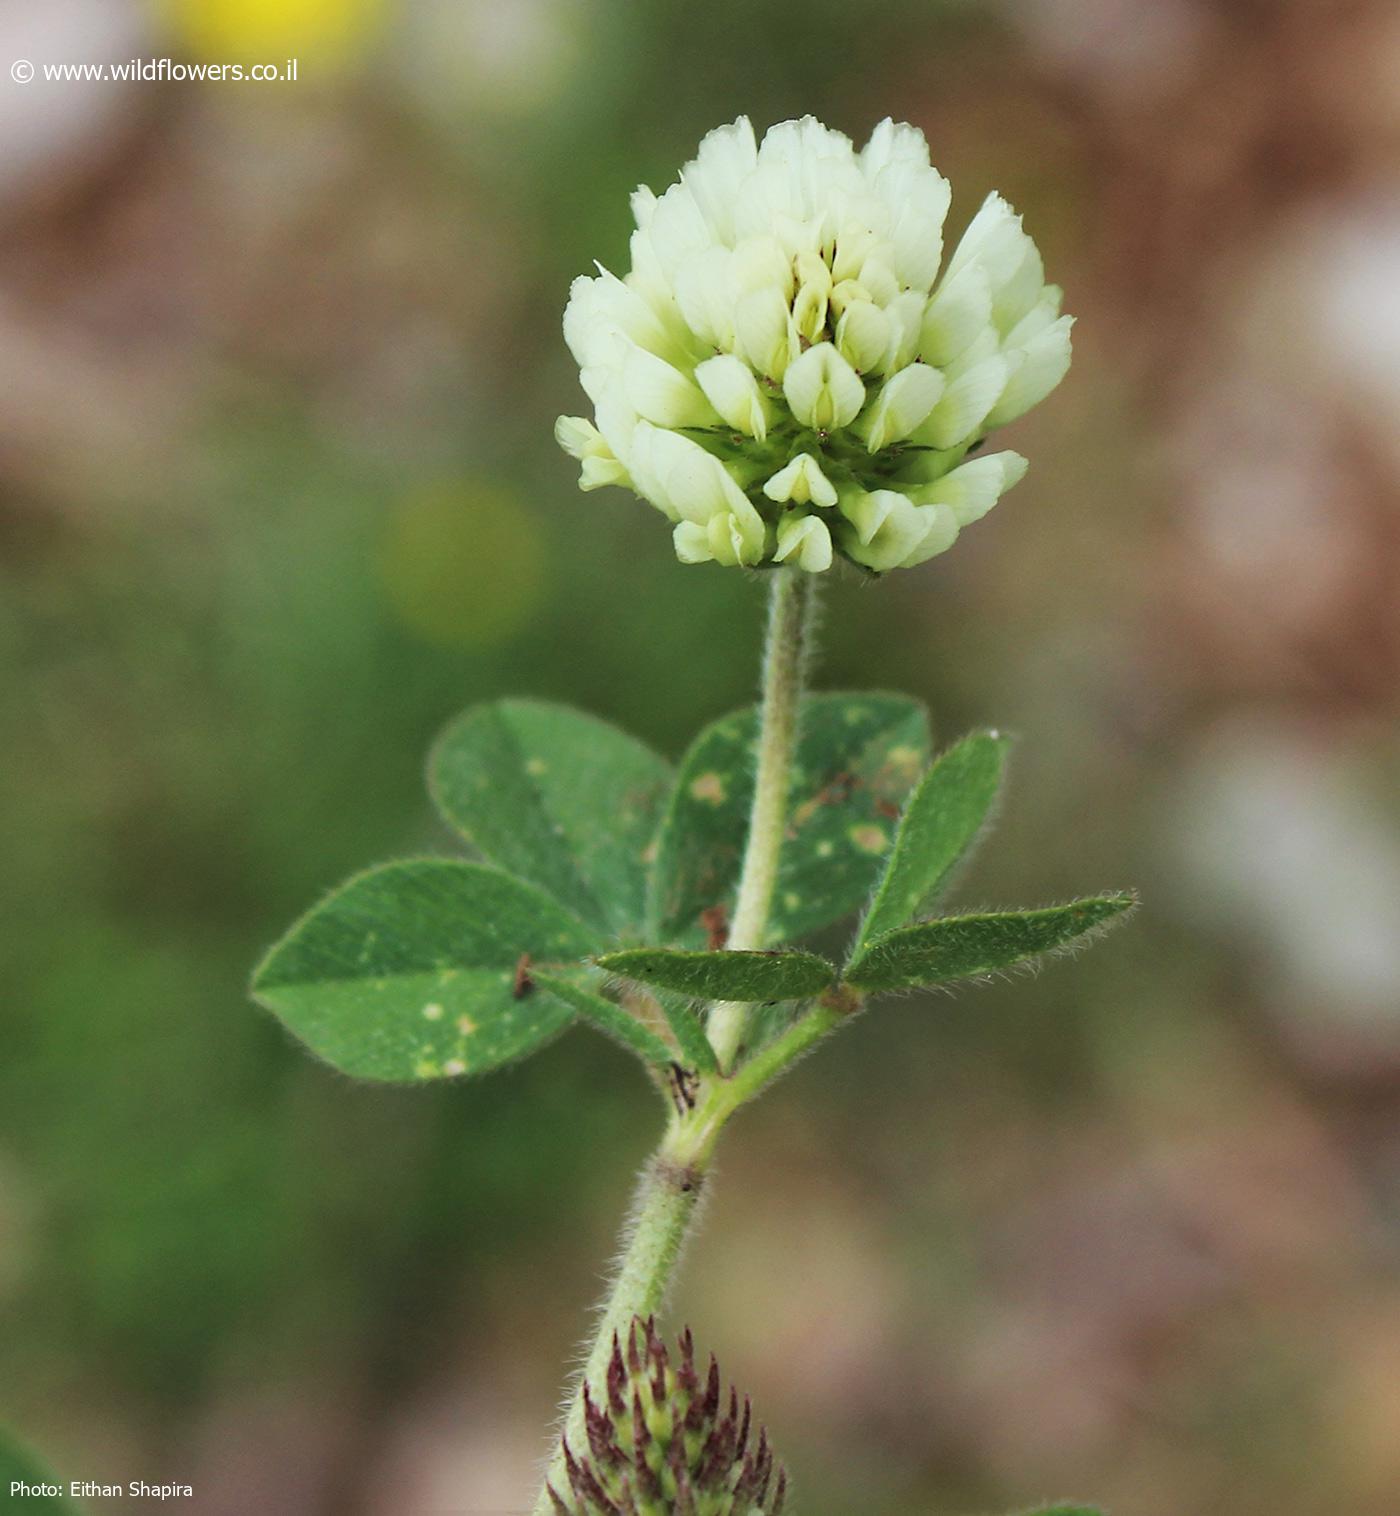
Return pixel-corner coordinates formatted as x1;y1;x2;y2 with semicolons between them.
707;567;810;1073
531;568;814;1514
533;1143;704;1512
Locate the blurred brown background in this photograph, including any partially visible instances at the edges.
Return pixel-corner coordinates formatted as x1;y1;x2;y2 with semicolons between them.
2;1;1399;1513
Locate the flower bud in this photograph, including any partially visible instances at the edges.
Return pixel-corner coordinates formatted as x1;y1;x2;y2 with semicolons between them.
774;511;834;572
762;452;838;509
547;1317;789;1516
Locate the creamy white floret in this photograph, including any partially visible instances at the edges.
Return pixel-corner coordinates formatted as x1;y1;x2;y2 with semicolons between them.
558;115;1071;573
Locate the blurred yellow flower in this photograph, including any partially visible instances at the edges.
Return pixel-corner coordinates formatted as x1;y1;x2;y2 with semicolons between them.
157;0;383;65
380;483;548;649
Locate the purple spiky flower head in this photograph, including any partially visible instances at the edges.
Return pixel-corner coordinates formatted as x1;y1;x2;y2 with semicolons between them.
547;1316;788;1516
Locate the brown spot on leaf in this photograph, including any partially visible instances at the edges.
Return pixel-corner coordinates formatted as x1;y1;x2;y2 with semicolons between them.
689;772;726;805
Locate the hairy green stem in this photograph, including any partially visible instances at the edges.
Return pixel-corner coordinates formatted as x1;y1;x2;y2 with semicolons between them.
534;1149;705;1512
707;568;812;1073
532;568;820;1515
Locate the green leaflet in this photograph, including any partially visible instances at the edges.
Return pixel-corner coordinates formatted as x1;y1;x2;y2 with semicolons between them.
0;1428;82;1513
854;730;1010;954
846;896;1135;992
252;859;599;1081
653;989;720;1076
648;692;930;946
429;699;672;937
598;948;836;1003
532;972;676;1070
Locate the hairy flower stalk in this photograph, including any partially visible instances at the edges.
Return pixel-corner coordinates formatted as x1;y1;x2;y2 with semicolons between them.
548;1316;787;1516
557;115;1070;573
707;567;812;1072
539;568;814;1511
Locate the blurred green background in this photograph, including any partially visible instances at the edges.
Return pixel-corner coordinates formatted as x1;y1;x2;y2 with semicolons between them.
3;1;1400;1512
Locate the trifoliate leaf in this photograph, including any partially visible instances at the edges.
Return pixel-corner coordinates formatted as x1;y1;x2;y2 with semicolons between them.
429;700;672;937
598;948;836;1003
846;896;1135;992
531;972;676;1070
854;730;1010;953
649;692;930;946
253;860;599;1081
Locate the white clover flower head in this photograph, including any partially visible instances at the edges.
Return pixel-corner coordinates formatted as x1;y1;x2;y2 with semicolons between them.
557;115;1071;573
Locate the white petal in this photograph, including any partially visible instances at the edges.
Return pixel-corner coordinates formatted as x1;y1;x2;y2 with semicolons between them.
1003;284;1064;349
554;415;604;459
917;354;1012;450
944;192;1032;292
774;512;833;572
883;290;928;371
856;254;899;306
563;270;677;370
880;165;950;292
898;502;962;566
836;300;893;373
756;116;859;222
920;263;993;367
623;347;716;429
992;238;1045;335
838;488;894;546
763;452;838;509
695;354;772;440
944;326;1001;379
986;316;1074;427
673;520;714;563
626;422;698;519
674;246;738;349
782;342;865;431
579;455;629;491
915;451;1028;525
656;450;766;562
680;116;759;243
646;181;718;282
830;277;870;318
663;446;744;526
831;228;879;285
791;250;832;343
588;376;641;460
839;490;933;571
734;286;798;379
862;363;946;451
705;507;765;566
859;118;930;176
731;234;794;298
